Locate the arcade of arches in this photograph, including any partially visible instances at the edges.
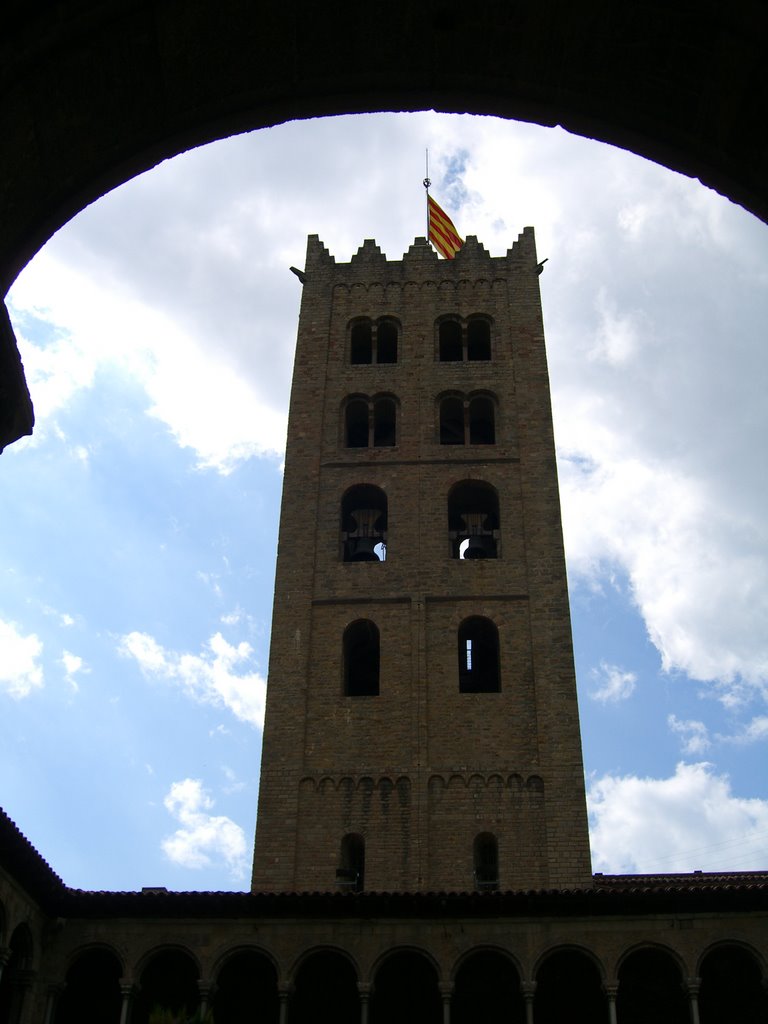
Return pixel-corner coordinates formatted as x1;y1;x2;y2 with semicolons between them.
2;916;766;1024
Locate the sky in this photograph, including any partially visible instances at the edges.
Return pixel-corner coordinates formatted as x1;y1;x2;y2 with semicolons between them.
2;111;768;892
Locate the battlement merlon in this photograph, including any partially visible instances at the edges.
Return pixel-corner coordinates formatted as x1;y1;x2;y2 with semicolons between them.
300;228;540;284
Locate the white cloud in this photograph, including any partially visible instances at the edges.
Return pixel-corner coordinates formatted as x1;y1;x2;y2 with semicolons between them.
161;778;247;878
589;762;768;873
9;248;287;473
61;650;88;691
719;715;768;745
589;661;637;703
0;620;44;698
667;714;710;755
118;630;266;728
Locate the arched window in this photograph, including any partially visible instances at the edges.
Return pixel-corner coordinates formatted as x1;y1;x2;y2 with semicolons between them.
439;396;465;444
349;318;399;364
440;394;496;445
437;316;492;361
468;395;495;444
448;480;500;559
458;617;500;692
467;317;492;360
376;318;398;363
337;833;365;891
373;397;396;446
350;321;373;364
473;832;499;890
345;398;369;448
341;484;387;561
439;319;463;361
343;620;380;696
344;396;397;448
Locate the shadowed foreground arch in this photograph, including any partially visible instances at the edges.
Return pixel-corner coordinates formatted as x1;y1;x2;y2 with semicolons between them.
1;1;767;451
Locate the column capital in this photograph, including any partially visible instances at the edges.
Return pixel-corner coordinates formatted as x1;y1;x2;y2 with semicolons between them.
521;980;537;1000
438;981;453;999
603;983;619;999
686;977;701;996
120;982;135;997
357;982;372;999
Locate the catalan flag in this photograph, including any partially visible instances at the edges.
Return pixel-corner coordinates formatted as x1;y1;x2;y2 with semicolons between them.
428;195;463;259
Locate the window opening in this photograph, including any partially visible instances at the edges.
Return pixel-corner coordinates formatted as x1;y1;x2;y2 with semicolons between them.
373;397;397;446
458;617;500;692
439;396;465;444
343;620;380;696
350;321;373;364
468;396;495;444
448;480;500;559
337;833;365;891
345;399;370;448
467;319;492;360
341;484;388;562
473;832;499;890
439;319;463;361
376;319;398;363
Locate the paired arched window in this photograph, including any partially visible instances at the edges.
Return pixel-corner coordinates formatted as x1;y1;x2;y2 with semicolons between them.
344;395;396;448
343;619;380;696
337;833;365;891
438;316;492;361
341;484;387;562
439;393;495;445
350;317;399;364
458;617;500;692
448;480;500;559
473;832;499;890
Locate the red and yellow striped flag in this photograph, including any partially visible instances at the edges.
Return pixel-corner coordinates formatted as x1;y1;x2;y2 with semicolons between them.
428;195;463;259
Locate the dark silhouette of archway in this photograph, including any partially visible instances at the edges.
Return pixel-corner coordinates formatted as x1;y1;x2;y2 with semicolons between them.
1;2;767;451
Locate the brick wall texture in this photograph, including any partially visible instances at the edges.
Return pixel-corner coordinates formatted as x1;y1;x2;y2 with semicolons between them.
251;230;593;892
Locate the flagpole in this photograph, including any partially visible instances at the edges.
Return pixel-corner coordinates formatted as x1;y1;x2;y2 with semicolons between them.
423;148;431;246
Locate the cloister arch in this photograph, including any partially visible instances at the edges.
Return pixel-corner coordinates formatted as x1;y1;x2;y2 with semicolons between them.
1;2;767;451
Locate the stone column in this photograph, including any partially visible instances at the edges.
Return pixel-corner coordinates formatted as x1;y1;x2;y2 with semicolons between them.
43;984;64;1024
8;968;35;1024
0;947;10;986
278;986;291;1024
686;977;701;1024
198;980;214;1018
439;981;453;1024
521;981;536;1024
357;981;372;1024
119;983;133;1024
603;983;618;1024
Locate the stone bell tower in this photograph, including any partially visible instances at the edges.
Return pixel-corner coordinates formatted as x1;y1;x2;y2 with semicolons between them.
251;230;592;893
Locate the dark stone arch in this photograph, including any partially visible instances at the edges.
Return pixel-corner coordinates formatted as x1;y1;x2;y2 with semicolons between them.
291;949;359;1024
343;619;380;696
699;942;768;1024
54;947;123;1024
534;947;606;1024
458;616;500;693
340;484;387;563
452;948;524;1024
371;949;441;1024
1;3;767;451
337;832;365;892
0;923;35;1024
212;948;279;1024
617;946;688;1024
447;479;500;560
472;831;500;890
438;318;463;362
132;948;200;1024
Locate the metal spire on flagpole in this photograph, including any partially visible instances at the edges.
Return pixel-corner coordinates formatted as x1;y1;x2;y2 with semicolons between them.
423;148;431;245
